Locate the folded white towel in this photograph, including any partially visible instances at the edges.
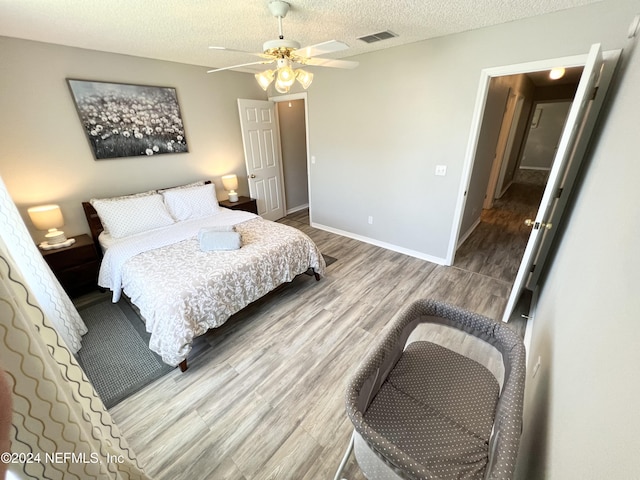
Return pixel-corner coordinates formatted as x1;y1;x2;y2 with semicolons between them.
199;230;242;251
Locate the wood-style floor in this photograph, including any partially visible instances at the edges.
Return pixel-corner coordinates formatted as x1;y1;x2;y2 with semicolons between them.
108;204;533;480
454;181;544;284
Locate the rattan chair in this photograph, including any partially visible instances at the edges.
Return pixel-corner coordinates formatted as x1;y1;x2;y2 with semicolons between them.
335;299;526;480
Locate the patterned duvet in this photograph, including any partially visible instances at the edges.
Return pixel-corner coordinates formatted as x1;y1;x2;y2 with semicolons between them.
98;212;325;366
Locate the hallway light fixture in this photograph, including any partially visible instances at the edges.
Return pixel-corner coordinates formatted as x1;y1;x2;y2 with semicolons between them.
549;67;566;80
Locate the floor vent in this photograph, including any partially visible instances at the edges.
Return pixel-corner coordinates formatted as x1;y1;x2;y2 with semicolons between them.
357;30;398;44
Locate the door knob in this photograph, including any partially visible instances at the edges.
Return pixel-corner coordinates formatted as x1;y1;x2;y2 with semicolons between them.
524;219;552;230
248;174;256;178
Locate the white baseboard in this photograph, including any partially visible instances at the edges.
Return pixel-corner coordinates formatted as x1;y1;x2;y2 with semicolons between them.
286;203;309;215
457;217;481;249
311;222;448;265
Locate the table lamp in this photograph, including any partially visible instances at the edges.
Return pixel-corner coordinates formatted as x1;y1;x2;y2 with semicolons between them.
222;174;239;202
28;204;75;249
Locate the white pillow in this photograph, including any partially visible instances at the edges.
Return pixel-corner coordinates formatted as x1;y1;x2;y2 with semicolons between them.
161;183;221;221
91;194;175;239
90;190;156;235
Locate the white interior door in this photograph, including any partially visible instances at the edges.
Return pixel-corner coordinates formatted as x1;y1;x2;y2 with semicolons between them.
238;99;286;221
502;43;603;322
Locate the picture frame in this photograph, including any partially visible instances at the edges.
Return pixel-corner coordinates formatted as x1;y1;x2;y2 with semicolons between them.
67;79;188;160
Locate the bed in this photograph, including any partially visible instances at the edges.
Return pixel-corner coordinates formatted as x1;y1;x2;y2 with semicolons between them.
82;181;325;371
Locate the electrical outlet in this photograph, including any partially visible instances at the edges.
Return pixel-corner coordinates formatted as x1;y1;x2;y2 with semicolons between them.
368;216;373;225
311;155;316;164
435;165;447;176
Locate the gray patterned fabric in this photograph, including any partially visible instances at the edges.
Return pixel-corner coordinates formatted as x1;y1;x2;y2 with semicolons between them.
345;299;526;480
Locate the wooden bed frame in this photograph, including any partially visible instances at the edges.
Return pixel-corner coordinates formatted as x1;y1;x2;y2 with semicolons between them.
81;180;320;373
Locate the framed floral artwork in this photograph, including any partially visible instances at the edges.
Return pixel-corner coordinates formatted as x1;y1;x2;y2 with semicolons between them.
67;79;188;160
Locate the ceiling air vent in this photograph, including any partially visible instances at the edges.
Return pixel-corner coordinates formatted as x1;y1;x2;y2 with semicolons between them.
357;30;398;44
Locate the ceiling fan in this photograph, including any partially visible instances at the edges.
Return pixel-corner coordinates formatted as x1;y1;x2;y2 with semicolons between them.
207;0;358;93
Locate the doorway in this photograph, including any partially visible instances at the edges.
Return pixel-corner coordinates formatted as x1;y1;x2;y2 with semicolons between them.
454;74;579;285
449;46;620;323
270;93;311;224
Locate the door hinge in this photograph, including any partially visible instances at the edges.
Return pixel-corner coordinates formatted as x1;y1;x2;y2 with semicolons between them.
591;86;599;101
556;187;563;198
530;264;536;273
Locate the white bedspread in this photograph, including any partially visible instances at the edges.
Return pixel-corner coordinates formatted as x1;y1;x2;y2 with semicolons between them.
98;211;325;366
99;209;257;302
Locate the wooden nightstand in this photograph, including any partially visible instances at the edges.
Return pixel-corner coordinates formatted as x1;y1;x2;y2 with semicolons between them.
41;234;100;298
218;196;258;214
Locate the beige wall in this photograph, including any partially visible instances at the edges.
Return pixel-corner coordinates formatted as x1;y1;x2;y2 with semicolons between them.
0;36;265;242
515;38;640;478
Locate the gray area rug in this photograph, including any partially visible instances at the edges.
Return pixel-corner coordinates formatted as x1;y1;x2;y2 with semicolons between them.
77;299;173;409
79;253;336;408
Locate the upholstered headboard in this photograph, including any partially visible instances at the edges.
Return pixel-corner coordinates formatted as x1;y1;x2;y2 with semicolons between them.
82;180;212;255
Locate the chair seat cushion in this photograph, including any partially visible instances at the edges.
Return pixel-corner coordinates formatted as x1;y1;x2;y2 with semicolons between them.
363;341;500;480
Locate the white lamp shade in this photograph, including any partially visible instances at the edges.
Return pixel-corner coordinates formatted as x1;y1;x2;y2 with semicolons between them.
221;174;239;192
28;204;64;231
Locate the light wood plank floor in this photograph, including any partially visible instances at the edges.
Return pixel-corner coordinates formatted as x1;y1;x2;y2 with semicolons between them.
108;210;525;480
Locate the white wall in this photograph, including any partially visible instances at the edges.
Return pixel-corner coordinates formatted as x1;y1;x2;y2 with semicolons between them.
515;35;640;478
520;101;572;170
306;0;639;262
0;36;265;242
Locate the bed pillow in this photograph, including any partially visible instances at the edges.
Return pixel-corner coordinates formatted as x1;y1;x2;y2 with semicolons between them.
161;183;221;221
89;190;156;235
91;193;175;239
156;180;205;193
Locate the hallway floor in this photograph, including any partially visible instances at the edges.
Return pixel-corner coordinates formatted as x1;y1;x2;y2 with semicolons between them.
454;182;544;284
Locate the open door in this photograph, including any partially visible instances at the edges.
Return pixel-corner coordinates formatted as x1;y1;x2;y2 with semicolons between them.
238;99;286;221
502;44;603;322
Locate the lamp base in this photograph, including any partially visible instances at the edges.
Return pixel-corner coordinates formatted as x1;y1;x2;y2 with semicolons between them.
228;192;239;202
39;238;76;250
45;228;67;245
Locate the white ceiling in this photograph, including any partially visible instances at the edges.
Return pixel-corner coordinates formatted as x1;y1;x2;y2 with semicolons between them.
0;0;601;72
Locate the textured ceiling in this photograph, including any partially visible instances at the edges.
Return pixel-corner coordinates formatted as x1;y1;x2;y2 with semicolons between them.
0;0;601;72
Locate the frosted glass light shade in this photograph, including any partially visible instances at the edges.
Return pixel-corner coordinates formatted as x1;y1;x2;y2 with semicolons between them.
255;70;275;91
277;66;296;88
296;69;314;89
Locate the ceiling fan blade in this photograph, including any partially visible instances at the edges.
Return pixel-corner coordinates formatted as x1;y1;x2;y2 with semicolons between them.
299;57;359;69
295;40;349;58
207;60;274;73
209;46;272;59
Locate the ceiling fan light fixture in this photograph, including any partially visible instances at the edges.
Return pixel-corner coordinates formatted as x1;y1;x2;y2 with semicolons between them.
274;79;291;94
296;69;313;89
276;65;296;87
255;69;275;90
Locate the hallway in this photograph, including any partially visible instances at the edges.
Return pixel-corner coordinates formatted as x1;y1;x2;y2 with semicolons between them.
454;179;544;284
